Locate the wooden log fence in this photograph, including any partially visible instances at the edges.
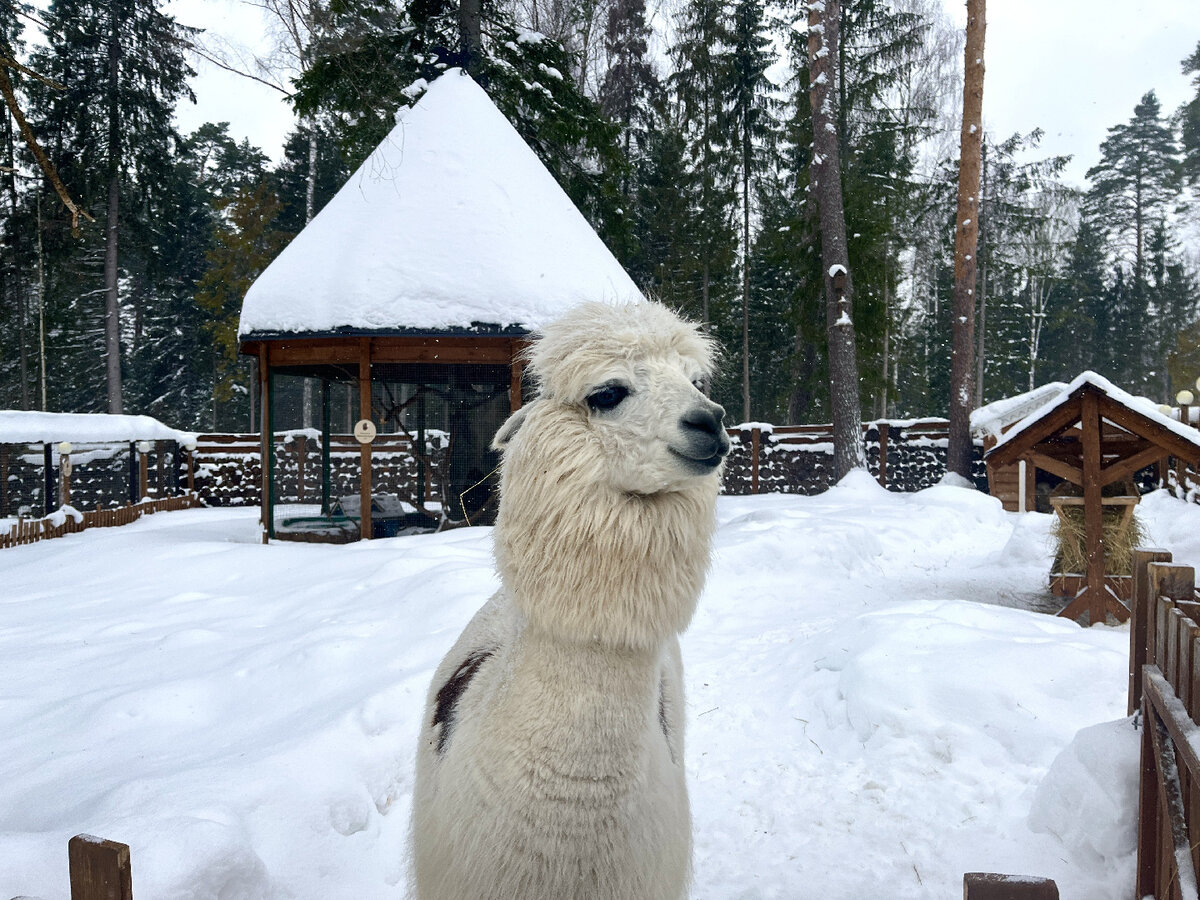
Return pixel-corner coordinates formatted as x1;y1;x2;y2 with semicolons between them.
729;419;955;492
0;494;197;550
1130;546;1200;900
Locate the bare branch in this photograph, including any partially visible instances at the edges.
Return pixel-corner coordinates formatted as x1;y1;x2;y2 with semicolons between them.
181;38;292;96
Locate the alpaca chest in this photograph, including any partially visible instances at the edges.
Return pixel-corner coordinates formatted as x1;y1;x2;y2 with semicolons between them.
415;634;691;900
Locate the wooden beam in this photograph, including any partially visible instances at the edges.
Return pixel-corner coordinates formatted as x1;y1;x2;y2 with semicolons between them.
1100;445;1170;488
510;344;525;414
69;835;132;900
1098;393;1200;466
359;339;373;542
257;336;520;368
986;392;1083;467
1028;451;1083;486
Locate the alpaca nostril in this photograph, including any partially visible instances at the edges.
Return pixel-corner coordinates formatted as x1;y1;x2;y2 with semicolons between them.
682;406;725;438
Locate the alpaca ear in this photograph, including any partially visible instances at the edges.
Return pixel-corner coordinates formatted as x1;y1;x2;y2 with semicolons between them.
492;402;537;451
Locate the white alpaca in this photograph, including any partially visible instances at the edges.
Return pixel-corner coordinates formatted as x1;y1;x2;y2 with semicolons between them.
411;301;729;900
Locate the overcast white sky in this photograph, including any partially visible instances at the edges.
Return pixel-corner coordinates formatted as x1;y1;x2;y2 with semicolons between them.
168;0;1197;190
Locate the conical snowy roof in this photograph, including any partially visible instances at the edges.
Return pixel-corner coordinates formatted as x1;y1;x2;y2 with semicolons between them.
238;69;642;339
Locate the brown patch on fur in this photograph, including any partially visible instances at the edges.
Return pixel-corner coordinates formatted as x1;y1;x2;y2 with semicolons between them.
432;649;492;755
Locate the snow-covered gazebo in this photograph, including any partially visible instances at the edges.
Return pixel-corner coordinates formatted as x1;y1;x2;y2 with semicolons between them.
238;69;642;541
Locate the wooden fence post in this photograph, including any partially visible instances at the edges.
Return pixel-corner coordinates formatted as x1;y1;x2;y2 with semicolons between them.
137;442;150;502
43;442;55;516
1131;548;1174;715
68;835;132;900
59;442;72;508
878;422;889;489
1;444;8;518
751;427;761;495
963;873;1058;899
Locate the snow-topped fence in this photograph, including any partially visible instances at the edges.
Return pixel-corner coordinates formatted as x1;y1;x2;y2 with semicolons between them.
186;421;989;509
1130;548;1200;900
722;419;988;495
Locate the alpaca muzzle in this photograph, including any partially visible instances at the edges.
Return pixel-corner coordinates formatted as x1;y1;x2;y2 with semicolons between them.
673;403;730;470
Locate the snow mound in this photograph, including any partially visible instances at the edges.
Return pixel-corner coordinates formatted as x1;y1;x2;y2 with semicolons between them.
1028;718;1140;870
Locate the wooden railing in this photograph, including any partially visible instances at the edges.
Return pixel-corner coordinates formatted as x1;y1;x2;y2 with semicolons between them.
1131;547;1200;900
0;494;197;550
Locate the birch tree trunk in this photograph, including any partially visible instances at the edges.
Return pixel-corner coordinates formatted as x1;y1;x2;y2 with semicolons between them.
946;0;985;479
808;0;864;477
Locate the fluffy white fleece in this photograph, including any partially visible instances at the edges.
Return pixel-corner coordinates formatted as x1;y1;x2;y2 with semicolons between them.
411;301;728;900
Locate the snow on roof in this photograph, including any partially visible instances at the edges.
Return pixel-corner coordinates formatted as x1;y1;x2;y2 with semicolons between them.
238;69;643;339
970;382;1068;438
0;410;196;445
990;371;1200;455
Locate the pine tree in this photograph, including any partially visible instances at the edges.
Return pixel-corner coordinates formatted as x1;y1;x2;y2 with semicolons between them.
1041;216;1106;382
1084;91;1182;297
723;0;777;422
195;182;290;430
0;2;34;409
667;0;738;355
293;0;625;246
272;124;349;235
29;0;196;414
808;0;865;476
1182;41;1200;188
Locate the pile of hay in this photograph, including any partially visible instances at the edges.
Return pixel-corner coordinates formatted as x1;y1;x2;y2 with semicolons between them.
1049;481;1147;576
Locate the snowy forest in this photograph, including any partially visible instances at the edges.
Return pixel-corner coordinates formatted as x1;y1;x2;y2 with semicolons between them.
1;0;1199;432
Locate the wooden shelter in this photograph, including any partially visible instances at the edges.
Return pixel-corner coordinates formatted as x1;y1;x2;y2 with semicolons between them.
986;373;1200;624
237;70;642;542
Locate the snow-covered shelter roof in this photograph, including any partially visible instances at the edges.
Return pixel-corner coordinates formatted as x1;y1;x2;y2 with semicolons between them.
990;371;1200;458
238;69;643;340
970;382;1068;439
0;411;196;445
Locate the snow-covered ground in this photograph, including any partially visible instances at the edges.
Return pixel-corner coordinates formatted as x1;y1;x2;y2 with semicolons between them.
4;476;1200;899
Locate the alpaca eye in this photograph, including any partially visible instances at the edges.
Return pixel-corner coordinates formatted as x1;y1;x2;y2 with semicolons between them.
586;384;630;411
692;378;708;392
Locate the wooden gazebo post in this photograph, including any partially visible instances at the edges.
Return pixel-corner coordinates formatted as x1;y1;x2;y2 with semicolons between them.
359;339;373;542
1079;389;1105;622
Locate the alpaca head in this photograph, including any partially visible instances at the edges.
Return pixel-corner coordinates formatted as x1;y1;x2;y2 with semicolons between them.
489;301;728;649
494;301;729;497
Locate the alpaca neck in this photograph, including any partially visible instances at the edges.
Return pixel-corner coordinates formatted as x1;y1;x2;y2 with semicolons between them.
495;481;717;651
486;625;663;790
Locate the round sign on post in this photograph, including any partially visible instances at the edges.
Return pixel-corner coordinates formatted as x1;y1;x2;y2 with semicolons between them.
354;419;377;444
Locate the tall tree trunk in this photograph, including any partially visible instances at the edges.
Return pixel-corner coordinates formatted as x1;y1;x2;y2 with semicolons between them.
975;140;988;408
808;0;864;478
946;0;985;480
741;129;751;423
104;0;123;414
37;187;46;410
4;109;28;408
459;0;482;73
